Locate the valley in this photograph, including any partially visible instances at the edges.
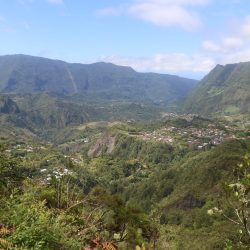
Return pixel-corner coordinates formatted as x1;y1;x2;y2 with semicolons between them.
0;56;250;250
2;0;250;249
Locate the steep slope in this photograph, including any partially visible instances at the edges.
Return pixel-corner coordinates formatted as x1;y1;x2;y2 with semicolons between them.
0;94;99;135
184;62;250;115
15;93;96;129
123;139;250;249
0;95;20;114
0;94;167;142
0;54;197;105
0;95;37;140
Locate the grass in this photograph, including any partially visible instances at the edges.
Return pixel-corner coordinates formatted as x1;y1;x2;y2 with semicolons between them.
224;105;240;115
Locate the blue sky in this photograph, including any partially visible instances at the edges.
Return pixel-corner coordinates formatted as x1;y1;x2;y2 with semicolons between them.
0;0;250;79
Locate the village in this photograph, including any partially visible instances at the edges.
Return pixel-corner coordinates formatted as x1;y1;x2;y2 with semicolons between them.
130;113;246;150
130;122;238;149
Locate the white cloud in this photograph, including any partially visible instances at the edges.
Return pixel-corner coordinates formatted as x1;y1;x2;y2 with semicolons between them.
202;16;250;52
96;0;210;31
100;53;215;74
128;2;201;30
240;16;250;37
201;16;250;66
219;49;250;65
202;41;220;52
100;49;250;76
202;37;243;52
0;16;5;22
96;14;250;76
222;37;243;49
133;0;210;6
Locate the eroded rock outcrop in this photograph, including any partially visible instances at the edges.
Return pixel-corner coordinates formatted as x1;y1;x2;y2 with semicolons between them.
88;134;116;157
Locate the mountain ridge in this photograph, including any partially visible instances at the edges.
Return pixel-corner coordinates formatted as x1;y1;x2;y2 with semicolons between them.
183;61;250;115
0;54;197;105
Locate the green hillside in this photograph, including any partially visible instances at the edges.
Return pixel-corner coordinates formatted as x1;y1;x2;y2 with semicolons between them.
1;55;250;250
1;118;250;249
0;94;168;142
0;54;197;105
184;62;250;115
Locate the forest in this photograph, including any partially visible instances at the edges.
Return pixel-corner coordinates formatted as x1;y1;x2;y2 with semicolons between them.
0;117;250;249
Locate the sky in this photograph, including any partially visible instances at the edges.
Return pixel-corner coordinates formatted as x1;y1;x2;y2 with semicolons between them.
0;0;250;79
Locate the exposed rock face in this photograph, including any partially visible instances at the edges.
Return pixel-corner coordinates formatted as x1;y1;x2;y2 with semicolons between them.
174;194;205;210
0;96;20;114
88;134;116;157
164;194;205;212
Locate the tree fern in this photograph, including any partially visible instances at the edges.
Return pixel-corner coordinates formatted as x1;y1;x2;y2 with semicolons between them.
0;226;13;249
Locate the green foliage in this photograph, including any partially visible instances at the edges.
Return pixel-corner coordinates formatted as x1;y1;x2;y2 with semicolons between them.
0;144;28;194
0;54;196;105
3;194;79;250
184;62;250;116
88;187;158;248
113;134;174;165
215;156;250;248
0;117;250;249
3;55;250;250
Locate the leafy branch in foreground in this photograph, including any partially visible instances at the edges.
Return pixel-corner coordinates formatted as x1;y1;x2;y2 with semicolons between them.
226;156;250;238
208;156;250;247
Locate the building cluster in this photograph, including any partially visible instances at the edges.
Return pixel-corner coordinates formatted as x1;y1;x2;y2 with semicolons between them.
161;112;198;121
132;124;237;149
6;144;47;153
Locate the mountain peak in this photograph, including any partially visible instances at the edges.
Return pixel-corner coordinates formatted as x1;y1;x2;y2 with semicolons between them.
184;61;250;115
0;54;197;105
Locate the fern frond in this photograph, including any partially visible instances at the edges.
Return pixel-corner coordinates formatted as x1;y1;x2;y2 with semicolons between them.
0;237;12;248
0;227;11;236
102;241;118;250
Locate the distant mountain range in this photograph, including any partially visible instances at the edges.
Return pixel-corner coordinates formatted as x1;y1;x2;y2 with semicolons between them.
0;54;197;105
184;62;250;115
1;54;250;139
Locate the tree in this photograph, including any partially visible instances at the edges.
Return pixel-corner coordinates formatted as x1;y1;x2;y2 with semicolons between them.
208;156;250;248
0;143;28;196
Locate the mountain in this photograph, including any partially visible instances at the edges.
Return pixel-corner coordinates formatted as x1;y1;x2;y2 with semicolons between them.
0;93;168;142
183;62;250;115
14;93;98;129
0;95;20;114
0;94;97;137
0;54;197;105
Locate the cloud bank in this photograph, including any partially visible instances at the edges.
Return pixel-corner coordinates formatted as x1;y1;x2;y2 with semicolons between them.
99;14;250;75
100;53;215;74
202;15;250;64
96;0;210;31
